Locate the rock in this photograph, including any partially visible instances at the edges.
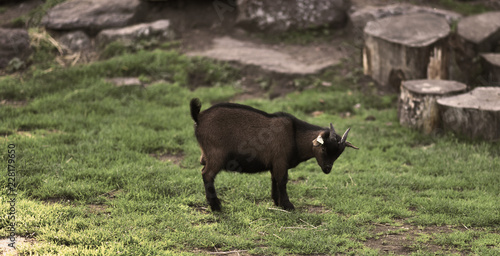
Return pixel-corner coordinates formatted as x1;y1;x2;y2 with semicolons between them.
481;53;500;85
437;87;500;141
96;20;175;46
186;36;339;75
106;77;142;87
363;13;450;89
398;79;467;134
0;28;31;69
236;0;351;32
42;0;141;34
58;31;91;52
350;4;461;33
457;11;500;52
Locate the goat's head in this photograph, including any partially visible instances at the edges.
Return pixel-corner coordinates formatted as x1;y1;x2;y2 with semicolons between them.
312;123;358;174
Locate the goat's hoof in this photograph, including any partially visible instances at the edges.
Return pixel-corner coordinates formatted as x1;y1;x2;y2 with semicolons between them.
282;202;295;211
209;199;222;212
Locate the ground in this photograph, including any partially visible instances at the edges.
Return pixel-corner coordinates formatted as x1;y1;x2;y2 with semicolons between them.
0;0;499;255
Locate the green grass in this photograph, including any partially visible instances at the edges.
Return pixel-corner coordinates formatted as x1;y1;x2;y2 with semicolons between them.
1;49;499;255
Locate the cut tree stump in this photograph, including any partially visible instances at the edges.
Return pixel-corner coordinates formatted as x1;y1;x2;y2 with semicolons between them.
398;80;467;134
481;53;500;85
437;87;500;141
363;13;451;90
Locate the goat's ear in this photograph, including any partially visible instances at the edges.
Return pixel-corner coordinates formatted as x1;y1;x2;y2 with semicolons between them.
346;141;359;150
312;131;328;147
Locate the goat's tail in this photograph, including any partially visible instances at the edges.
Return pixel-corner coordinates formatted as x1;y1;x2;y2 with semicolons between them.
190;98;202;123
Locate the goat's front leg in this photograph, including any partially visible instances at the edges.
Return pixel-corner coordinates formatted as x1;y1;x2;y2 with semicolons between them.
271;167;294;210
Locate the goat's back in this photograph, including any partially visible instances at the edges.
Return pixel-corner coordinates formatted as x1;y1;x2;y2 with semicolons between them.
194;103;295;171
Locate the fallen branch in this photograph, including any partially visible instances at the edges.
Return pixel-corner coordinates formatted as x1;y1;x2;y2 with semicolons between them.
208;250;247;255
267;207;290;213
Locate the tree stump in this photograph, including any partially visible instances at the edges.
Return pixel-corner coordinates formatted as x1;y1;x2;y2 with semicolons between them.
481;53;500;85
454;11;500;83
437;87;500;141
363;13;451;90
398;80;467;134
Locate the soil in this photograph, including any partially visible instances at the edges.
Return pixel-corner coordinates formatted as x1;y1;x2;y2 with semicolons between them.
1;1;498;255
364;221;466;255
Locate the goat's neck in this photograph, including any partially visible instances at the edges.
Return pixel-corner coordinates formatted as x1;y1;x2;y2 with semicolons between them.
295;126;324;161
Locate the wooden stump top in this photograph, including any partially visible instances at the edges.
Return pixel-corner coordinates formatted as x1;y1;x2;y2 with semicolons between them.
437;87;500;111
402;79;467;95
481;53;500;66
457;11;500;44
364;13;450;47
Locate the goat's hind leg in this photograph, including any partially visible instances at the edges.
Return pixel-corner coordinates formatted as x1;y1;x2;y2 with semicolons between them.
202;161;222;211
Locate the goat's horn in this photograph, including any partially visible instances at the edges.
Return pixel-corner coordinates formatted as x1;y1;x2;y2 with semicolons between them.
329;123;336;138
341;127;351;144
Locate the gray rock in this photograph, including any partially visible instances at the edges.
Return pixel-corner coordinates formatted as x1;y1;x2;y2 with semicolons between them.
106;77;142;87
58;31;91;52
350;4;462;32
457;11;500;52
42;0;140;33
96;20;175;46
0;28;31;69
236;0;351;32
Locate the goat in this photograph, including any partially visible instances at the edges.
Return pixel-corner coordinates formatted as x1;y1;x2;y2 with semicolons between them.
190;98;358;211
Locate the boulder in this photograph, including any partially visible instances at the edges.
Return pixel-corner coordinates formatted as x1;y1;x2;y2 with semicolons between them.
363;13;451;89
350;4;461;33
0;28;31;69
457;11;500;52
437;87;500;141
96;20;175;46
236;0;351;32
42;0;141;34
58;31;91;53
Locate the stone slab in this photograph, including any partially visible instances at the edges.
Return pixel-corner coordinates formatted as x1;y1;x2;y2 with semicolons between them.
186;36;339;75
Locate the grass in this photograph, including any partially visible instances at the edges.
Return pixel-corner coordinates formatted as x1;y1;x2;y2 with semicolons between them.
1;47;499;255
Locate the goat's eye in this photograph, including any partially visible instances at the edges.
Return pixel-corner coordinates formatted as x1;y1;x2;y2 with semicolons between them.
321;147;326;153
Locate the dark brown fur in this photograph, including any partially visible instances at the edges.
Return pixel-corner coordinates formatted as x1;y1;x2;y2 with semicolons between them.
190;98;357;211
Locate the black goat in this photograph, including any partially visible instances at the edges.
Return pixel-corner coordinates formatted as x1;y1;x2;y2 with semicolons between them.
190;98;358;211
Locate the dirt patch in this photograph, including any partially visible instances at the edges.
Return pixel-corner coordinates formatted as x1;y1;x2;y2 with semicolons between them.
0;237;36;256
87;204;109;215
0;100;28;108
99;189;124;199
305;205;331;214
364;222;464;255
150;152;184;165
